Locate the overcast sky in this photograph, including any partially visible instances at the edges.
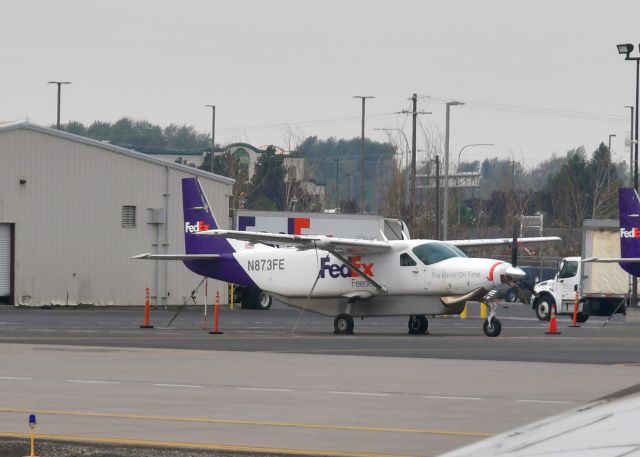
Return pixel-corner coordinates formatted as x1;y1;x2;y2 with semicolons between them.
2;0;639;167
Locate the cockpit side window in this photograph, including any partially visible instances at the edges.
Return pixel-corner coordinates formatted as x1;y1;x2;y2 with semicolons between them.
412;242;467;265
400;253;417;266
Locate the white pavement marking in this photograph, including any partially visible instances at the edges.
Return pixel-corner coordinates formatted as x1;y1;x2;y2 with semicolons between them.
236;387;292;392
423;395;483;401
0;376;32;381
67;379;120;385
154;383;202;388
329;391;390;397
517;399;576;404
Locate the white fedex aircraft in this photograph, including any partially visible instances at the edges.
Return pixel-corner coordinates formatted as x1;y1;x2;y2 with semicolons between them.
134;178;560;337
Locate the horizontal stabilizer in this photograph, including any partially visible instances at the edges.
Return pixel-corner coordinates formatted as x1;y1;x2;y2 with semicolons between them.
132;253;220;261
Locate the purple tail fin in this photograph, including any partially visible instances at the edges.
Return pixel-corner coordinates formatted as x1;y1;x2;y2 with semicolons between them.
619;188;640;275
182;178;234;255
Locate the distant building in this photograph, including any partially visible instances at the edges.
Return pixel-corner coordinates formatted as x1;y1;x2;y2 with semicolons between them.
0;122;233;307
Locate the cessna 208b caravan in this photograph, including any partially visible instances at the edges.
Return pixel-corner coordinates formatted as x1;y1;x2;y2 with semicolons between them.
134;178;560;337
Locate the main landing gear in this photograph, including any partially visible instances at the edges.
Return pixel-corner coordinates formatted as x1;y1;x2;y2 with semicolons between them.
334;313;355;334
408;315;429;334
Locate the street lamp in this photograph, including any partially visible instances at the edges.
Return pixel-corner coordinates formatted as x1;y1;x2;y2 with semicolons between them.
205;104;216;173
47;81;71;129
456;143;494;225
354;96;375;214
443;101;465;240
617;43;640;308
617;43;639;190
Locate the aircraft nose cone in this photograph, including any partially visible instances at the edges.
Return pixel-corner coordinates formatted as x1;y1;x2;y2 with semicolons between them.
503;265;527;283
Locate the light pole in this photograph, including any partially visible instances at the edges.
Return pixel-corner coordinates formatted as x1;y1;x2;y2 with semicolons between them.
354;96;374;214
47;81;71;129
625;105;634;186
456;143;493;225
443;101;465;240
205;104;216;173
617;43;640;308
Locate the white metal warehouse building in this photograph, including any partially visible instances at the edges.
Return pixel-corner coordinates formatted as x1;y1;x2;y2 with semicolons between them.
0;121;234;307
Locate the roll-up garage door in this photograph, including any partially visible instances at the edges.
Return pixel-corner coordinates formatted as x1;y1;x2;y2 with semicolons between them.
0;225;10;297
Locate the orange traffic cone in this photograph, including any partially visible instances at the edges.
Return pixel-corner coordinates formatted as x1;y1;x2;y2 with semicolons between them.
545;304;561;335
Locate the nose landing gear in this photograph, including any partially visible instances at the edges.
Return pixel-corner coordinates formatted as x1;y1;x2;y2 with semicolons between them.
482;299;502;337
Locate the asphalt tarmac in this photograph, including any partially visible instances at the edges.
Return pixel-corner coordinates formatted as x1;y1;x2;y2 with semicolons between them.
0;303;638;457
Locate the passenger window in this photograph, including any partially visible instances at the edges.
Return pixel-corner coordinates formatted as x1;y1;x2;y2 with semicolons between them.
400;253;416;266
558;261;578;279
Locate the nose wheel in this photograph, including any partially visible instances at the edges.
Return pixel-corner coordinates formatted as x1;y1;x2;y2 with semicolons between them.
482;299;502;337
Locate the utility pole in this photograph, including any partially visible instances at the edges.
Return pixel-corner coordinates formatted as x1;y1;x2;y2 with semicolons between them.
47;81;71;129
353;96;374;214
626;105;634;186
205;105;216;173
443;101;464;240
400;94;431;232
435;155;440;240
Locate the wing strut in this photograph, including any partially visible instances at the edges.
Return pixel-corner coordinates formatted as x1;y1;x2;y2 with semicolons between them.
329;250;387;294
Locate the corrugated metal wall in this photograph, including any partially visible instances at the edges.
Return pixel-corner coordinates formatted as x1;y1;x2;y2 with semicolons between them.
0;127;233;306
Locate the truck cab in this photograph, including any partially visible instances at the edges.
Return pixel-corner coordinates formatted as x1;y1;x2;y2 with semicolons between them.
533;257;584;321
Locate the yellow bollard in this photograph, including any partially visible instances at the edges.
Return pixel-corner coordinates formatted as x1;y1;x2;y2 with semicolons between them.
480;301;488;319
460;303;468;319
24;414;38;457
230;284;235;311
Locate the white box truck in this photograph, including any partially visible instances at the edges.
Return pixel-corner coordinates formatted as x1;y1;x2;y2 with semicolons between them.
229;210;410;309
532;219;629;322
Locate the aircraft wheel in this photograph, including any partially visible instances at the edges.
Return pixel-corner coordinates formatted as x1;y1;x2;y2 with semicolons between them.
334;313;354;334
483;318;502;337
408;315;428;334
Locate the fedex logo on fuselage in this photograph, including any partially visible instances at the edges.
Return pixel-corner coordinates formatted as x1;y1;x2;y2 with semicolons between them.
320;256;374;278
620;227;640;238
185;221;210;233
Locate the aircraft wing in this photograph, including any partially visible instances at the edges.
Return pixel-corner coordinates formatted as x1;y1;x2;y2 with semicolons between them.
448;236;561;248
132;253;221;260
197;229;391;254
582;257;640;263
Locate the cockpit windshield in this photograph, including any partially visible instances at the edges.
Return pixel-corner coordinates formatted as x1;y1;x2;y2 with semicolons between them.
412;242;467;265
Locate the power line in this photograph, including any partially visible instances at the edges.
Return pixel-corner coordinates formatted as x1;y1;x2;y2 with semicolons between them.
419;95;627;123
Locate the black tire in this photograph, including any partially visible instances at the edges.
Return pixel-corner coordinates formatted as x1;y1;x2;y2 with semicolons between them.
483;318;502;337
334;313;354;334
408;315;428;334
576;313;589;323
255;291;272;310
505;289;518;303
534;296;554;321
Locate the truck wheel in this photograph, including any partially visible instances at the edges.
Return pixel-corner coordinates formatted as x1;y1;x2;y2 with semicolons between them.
256;292;272;310
576;313;589;323
534;296;553;321
483;318;502;337
334;313;354;334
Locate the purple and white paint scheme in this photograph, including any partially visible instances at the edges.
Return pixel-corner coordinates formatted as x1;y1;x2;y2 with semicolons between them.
618;188;640;276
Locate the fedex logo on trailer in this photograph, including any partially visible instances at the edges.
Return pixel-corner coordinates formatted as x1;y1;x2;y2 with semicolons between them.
185;221;210;233
320;256;374;278
620;227;640;238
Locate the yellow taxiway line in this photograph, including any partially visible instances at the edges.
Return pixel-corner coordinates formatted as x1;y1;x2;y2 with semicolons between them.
0;407;493;438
